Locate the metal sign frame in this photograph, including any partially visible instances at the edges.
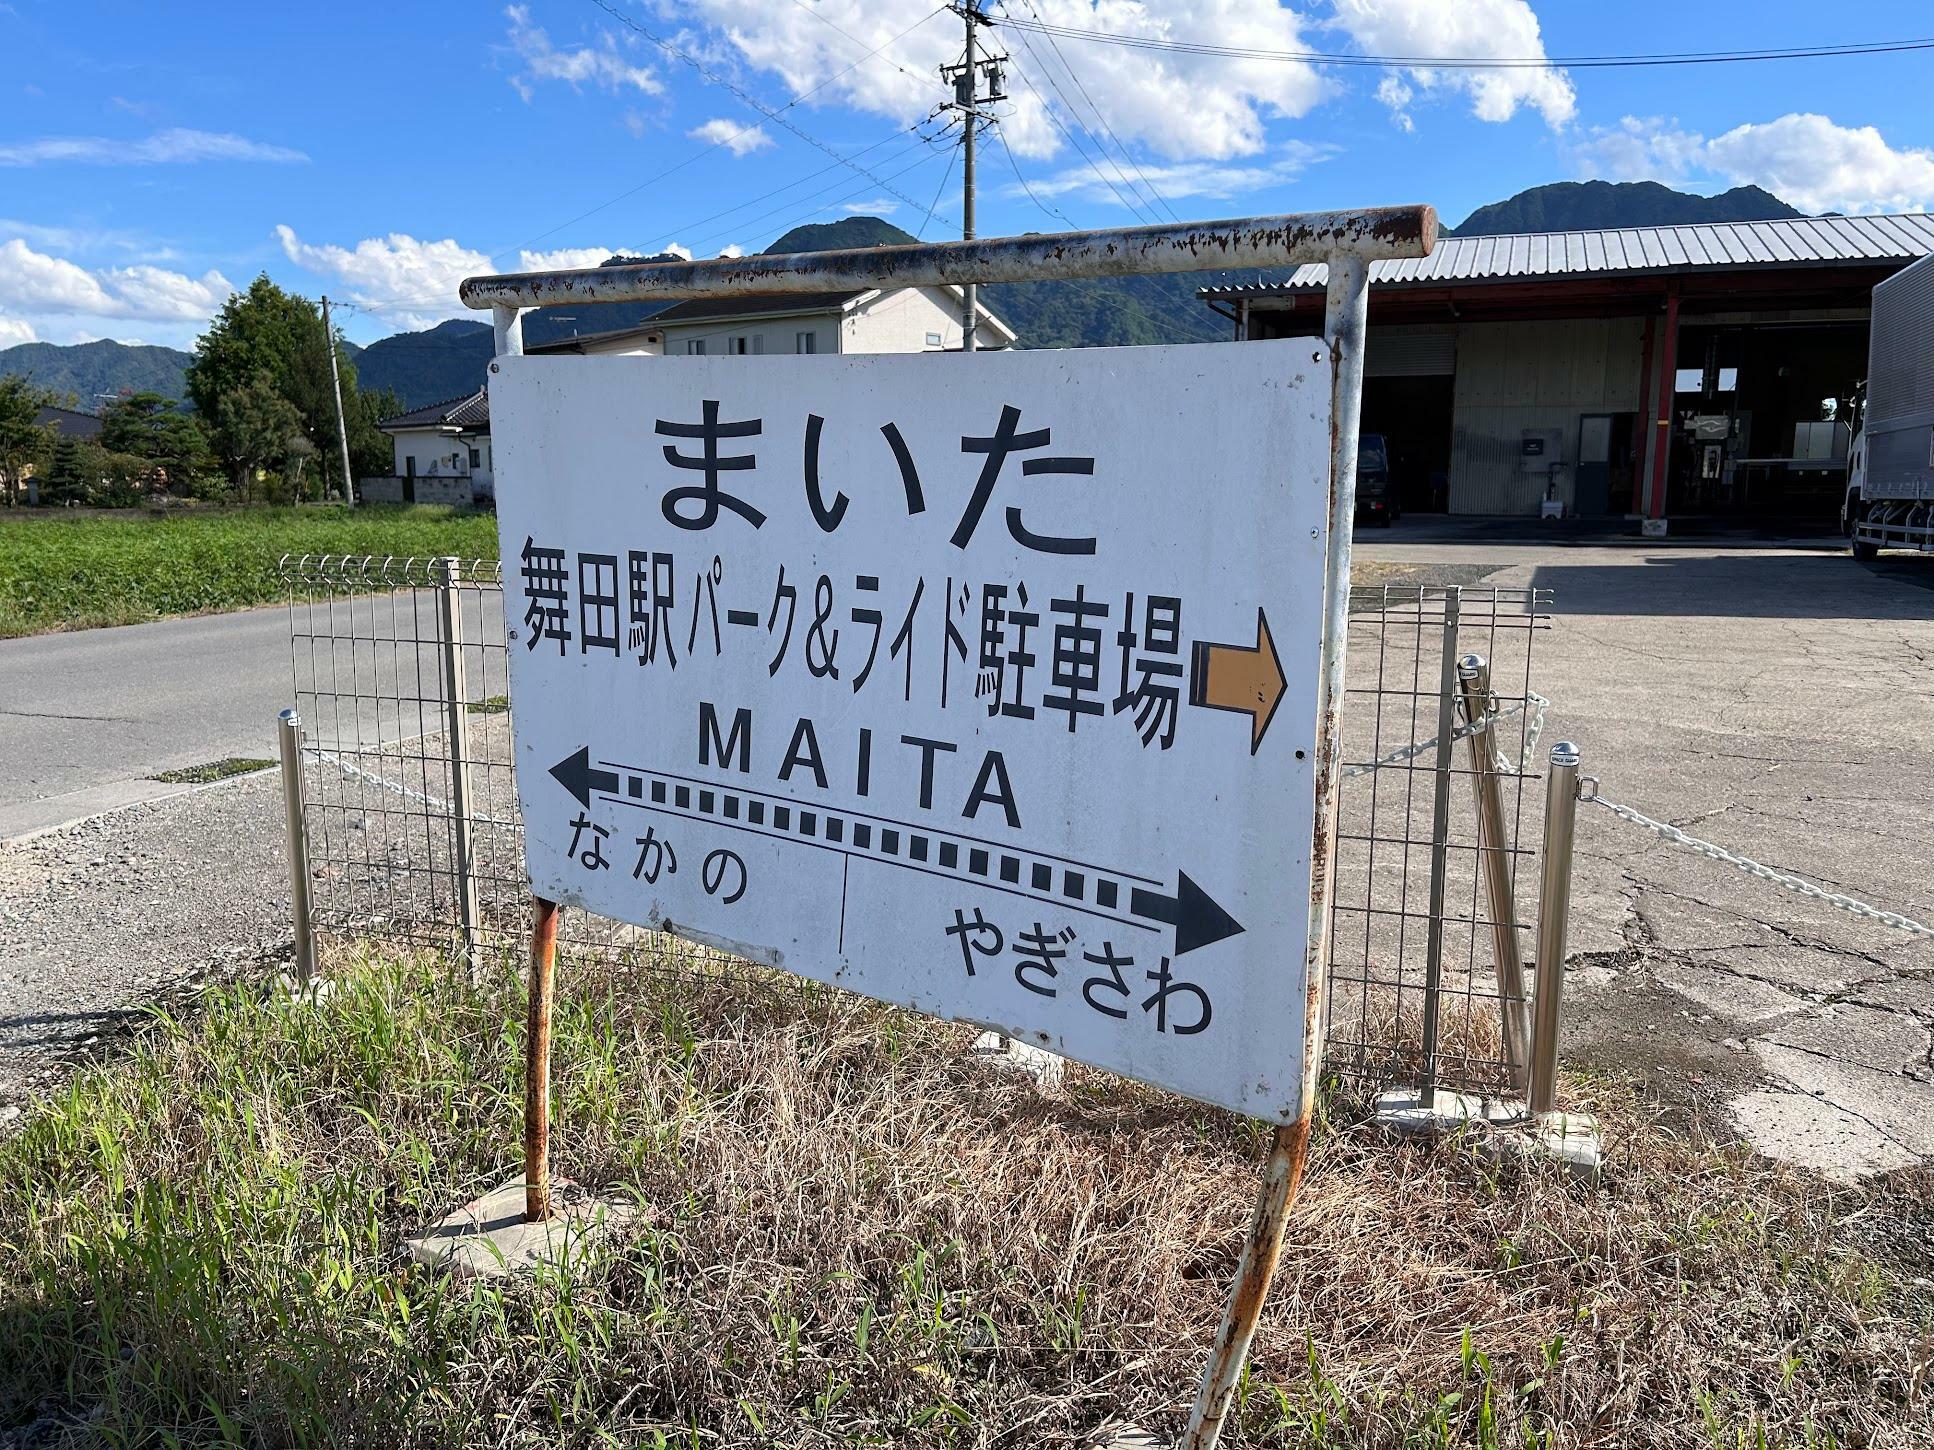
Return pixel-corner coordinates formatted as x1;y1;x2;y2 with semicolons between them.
463;205;1435;1450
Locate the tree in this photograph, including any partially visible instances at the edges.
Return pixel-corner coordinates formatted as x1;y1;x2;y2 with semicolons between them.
0;375;55;506
43;433;87;504
100;391;209;492
212;374;304;501
349;385;403;481
186;275;369;497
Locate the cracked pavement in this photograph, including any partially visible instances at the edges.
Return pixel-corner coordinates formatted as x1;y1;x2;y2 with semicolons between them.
1360;532;1934;1181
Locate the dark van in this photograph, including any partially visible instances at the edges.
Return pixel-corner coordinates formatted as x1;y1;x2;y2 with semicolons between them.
1356;432;1399;526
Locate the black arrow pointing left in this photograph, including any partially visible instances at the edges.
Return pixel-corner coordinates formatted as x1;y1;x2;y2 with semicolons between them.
550;745;620;807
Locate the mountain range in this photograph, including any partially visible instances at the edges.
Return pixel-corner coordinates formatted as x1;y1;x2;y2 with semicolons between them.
0;180;1815;412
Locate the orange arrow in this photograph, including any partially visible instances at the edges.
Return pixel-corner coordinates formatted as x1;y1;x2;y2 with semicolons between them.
1189;608;1286;755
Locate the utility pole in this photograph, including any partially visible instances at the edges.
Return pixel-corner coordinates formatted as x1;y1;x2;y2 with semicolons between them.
943;2;1003;354
321;295;356;506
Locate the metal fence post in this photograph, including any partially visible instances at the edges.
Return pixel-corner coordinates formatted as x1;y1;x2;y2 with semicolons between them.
525;895;559;1222
1455;653;1533;1093
1417;588;1462;1099
1530;742;1581;1115
437;556;483;970
277;708;316;986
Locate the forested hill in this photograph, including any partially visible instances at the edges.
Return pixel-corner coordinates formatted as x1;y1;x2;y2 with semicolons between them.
0;339;194;404
1451;181;1804;236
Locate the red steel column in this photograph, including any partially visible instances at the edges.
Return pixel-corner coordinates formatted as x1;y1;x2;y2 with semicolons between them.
1645;288;1680;520
1633;312;1656;515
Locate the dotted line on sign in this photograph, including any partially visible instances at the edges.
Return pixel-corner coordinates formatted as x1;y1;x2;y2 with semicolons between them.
610;768;1156;932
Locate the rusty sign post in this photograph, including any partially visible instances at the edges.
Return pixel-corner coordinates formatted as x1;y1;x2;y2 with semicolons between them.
466;207;1431;1445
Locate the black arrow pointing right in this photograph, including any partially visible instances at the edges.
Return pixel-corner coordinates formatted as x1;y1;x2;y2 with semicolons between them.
1130;871;1244;956
550;745;621;807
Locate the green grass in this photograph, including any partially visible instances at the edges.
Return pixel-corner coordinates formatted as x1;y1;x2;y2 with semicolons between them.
0;505;501;638
147;757;276;784
0;943;1926;1447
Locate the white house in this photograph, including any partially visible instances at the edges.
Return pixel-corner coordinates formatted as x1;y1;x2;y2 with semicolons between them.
368;391;493;505
528;285;1016;358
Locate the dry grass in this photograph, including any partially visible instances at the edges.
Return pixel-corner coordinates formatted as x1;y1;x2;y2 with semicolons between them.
0;941;1926;1448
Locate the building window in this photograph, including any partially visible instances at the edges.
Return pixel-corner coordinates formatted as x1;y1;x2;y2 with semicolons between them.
468;447;481;468
751;335;765;355
925;331;943;347
730;337;749;355
795;330;817;354
687;339;706;356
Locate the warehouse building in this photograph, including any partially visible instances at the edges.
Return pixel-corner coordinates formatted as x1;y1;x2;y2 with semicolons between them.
1200;213;1934;527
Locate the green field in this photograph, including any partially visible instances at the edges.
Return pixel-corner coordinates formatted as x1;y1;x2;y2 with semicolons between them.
0;506;502;638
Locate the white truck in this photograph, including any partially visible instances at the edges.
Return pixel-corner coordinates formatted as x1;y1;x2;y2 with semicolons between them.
1845;250;1934;559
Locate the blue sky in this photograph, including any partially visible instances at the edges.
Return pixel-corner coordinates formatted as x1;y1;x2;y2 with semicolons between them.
3;0;1933;349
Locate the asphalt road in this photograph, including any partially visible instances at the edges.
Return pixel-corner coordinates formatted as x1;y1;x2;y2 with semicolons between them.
0;604;294;839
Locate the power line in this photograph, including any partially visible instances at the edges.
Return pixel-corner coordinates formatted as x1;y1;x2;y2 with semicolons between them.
1001;35;1157;222
992;120;1071;227
918;143;960;241
996;18;1934;70
588;0;935;215
1008;0;1179;224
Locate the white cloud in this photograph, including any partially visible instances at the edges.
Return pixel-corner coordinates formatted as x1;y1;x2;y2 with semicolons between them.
1011;143;1333;205
1329;0;1574;129
518;246;616;271
277;225;643;325
1573;113;1934;215
276;225;492;328
0;238;232;321
0;128;307;167
1570;115;1708;186
717;243;745;258
677;0;1325;162
0;315;36;348
1704;114;1934;214
838;197;898;215
504;4;659;102
689;118;773;157
662;243;695;261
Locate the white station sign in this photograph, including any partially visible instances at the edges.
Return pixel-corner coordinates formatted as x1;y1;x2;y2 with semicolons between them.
491;340;1331;1121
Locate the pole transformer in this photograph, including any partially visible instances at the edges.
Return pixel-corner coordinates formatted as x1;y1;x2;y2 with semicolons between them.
943;2;1003;354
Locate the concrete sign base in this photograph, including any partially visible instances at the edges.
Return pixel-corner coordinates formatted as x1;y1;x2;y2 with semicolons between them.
405;1176;639;1279
1373;1086;1603;1181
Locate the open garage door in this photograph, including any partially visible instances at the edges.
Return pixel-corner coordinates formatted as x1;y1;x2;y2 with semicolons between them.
1364;327;1456;514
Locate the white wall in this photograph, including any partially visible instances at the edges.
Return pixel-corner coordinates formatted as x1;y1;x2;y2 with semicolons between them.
570;334;664;357
389;426;467;479
382;425;490;501
659;315;836;357
360;475;472;506
1447;317;1645;514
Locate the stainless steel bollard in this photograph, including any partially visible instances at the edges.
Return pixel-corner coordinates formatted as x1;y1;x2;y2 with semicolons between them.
437;557;483;970
1455;654;1533;1092
1530;741;1582;1116
277;708;317;985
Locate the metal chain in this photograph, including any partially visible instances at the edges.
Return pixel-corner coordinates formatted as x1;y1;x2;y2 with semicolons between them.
1585;789;1934;940
1344;691;1550;779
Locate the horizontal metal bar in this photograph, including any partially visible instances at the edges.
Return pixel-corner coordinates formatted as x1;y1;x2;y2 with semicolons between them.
458;207;1437;310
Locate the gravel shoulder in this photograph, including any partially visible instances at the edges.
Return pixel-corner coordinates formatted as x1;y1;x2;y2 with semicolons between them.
0;773;291;1105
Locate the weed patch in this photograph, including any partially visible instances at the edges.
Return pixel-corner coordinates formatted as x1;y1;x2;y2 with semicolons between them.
0;944;1925;1447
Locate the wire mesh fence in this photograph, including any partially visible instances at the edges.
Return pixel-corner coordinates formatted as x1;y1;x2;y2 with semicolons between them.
282;557;1551;1096
1329;583;1551;1097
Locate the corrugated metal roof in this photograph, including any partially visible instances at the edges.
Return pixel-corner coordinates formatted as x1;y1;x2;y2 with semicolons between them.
1201;213;1934;297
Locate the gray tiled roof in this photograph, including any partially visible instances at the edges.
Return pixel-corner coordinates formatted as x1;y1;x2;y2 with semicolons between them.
379;389;488;430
